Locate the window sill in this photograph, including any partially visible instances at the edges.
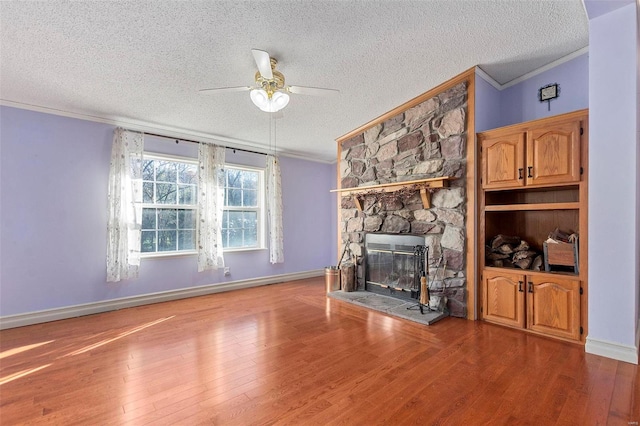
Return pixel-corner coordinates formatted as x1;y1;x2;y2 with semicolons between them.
141;251;197;259
224;247;267;253
140;247;267;259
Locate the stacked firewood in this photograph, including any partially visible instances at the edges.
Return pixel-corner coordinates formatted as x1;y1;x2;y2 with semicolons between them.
486;234;543;271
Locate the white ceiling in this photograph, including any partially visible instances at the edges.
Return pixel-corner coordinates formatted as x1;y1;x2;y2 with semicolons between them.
0;1;589;162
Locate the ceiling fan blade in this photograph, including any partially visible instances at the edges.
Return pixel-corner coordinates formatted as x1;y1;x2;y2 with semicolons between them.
288;85;340;97
251;49;273;80
198;86;252;94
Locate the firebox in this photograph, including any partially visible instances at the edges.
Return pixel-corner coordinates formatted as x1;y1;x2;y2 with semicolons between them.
364;233;427;301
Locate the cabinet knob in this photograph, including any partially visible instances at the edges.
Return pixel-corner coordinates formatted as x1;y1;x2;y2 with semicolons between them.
518;168;524;180
527;166;533;178
518;281;524;292
528;282;533;293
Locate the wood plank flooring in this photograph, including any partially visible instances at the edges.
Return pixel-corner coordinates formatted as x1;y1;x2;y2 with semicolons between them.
1;277;638;425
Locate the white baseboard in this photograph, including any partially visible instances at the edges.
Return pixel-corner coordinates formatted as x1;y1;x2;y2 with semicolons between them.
0;270;323;330
585;336;639;365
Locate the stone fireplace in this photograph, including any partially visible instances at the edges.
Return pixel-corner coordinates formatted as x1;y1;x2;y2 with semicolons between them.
338;82;468;317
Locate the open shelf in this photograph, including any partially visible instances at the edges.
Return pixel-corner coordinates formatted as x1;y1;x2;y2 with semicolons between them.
485;186;579;206
485;202;580;211
484;210;579;252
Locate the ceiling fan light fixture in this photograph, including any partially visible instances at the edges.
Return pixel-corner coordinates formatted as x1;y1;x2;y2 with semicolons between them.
250;88;289;112
271;91;290;111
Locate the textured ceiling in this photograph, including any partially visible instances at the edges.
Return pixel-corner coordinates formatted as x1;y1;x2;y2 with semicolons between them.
0;1;588;162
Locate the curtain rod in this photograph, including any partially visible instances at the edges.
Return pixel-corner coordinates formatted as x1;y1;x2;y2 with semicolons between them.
143;131;268;156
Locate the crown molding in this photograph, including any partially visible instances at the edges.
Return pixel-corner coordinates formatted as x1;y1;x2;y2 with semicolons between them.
0;100;335;164
475;66;502;90
500;46;590;89
476;46;590;91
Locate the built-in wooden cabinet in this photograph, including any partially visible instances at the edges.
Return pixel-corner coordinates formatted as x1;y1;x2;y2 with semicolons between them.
481;120;581;189
481;133;526;189
482;269;525;328
527;274;581;341
483;268;581;340
478;110;588;343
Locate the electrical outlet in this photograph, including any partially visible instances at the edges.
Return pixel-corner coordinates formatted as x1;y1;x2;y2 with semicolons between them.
224;267;230;276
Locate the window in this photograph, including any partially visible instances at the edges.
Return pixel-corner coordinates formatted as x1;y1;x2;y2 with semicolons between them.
221;165;265;250
141;154;197;255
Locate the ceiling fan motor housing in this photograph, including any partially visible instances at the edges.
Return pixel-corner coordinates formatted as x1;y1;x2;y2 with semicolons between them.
254;60;286;99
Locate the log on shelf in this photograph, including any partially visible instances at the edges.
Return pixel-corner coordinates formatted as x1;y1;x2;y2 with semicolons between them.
490;234;521;249
531;255;543;271
486;234;541;271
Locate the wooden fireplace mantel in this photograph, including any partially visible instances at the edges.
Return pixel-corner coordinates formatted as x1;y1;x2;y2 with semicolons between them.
330;177;453;210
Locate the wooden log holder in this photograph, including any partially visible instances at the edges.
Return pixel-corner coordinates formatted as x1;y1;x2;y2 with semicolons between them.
543;240;579;274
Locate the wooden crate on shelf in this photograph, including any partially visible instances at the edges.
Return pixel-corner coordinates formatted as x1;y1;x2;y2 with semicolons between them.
543;240;578;274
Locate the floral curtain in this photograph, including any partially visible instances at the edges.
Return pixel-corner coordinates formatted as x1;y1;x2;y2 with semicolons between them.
266;155;284;264
106;128;144;282
197;143;226;272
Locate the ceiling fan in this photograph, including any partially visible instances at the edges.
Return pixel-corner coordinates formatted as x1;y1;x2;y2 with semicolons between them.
199;49;339;112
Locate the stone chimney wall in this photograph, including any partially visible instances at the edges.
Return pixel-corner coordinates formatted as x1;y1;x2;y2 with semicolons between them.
338;82;468;317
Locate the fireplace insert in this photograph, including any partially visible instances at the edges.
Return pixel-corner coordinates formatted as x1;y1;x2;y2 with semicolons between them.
364;233;427;301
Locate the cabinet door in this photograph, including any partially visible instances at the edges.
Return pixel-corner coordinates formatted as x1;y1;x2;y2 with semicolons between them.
526;276;581;341
482;270;526;328
481;133;525;189
526;121;581;186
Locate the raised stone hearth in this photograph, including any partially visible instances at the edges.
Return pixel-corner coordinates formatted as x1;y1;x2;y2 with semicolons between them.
327;290;447;325
338;82;469;317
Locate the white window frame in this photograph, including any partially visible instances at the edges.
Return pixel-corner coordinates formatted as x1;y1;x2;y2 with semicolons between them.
222;163;266;252
140;152;198;258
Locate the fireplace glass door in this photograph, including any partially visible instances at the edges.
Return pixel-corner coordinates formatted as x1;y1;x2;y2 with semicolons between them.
365;233;426;300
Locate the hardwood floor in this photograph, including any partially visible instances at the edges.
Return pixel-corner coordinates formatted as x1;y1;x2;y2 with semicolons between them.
1;277;638;425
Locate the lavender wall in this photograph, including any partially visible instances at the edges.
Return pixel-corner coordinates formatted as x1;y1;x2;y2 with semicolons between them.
587;3;638;348
474;71;502;132
500;52;589;126
0;106;335;317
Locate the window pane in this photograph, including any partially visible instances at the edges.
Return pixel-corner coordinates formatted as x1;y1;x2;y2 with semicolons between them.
158;230;177;251
158;209;177;229
178;185;195;205
222;210;229;228
142;208;156;229
156;161;177;182
220;210;259;249
227;189;242;207
142;160;154;181
143;182;154;203
178;163;197;184
226;169;242;188
141;230;156;252
222;228;229;248
242;189;257;207
178;209;195;229
178;230;195;250
156;183;177;204
140;156;202;254
242;171;258;190
244;211;257;229
245;227;258;246
229;211;243;229
228;228;243;248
